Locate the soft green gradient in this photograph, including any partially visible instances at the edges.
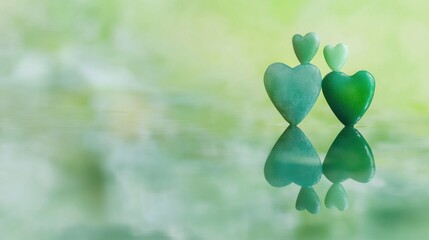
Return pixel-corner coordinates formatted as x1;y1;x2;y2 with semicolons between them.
0;0;429;239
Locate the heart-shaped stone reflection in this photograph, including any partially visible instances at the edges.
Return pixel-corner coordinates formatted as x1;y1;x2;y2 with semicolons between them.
324;43;348;72
292;32;320;64
296;187;320;214
264;126;322;187
322;70;375;126
323;127;375;183
325;183;348;211
264;63;322;125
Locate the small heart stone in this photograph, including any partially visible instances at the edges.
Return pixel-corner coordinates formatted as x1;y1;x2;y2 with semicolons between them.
292;32;320;64
264;126;322;187
322;70;375;126
264;63;322;125
323;127;375;183
324;44;349;72
325;183;348;211
295;187;320;214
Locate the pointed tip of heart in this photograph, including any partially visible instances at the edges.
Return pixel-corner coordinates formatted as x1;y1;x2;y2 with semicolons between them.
323;43;349;72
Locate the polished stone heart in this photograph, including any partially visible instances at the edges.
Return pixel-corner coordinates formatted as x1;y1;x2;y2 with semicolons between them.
296;187;320;214
264;126;322;187
322;70;375;126
323;127;375;183
292;32;320;64
325;183;348;211
324;43;348;72
264;63;322;125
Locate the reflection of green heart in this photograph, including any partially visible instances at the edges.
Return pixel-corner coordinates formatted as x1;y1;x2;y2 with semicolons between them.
292;32;320;64
296;187;320;214
325;183;348;211
264;63;322;125
264;126;322;187
324;44;348;72
323;127;375;183
322;70;375;126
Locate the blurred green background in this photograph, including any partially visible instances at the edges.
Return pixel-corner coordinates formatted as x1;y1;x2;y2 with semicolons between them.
1;0;429;239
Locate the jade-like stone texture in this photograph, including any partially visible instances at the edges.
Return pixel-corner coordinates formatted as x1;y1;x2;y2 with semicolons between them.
322;70;375;126
323;127;375;183
323;43;348;72
325;183;348;211
296;187;320;214
264;63;322;125
292;32;320;64
264;126;322;187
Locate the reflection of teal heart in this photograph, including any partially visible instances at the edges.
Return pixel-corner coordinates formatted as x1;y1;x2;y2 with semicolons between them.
296;187;320;214
323;127;375;183
322;71;375;126
325;183;348;211
264;63;322;125
264;126;322;187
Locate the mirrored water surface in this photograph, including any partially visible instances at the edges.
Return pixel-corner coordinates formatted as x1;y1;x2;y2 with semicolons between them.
2;0;429;239
2;87;428;240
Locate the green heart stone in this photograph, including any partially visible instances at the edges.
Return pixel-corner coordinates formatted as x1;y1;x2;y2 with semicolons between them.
323;127;375;183
322;70;375;126
264;126;321;187
264;63;322;125
325;183;348;211
296;187;320;214
292;32;320;64
324;43;348;72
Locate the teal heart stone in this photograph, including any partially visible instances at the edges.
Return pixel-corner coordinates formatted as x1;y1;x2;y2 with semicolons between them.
295;187;320;214
292;32;320;64
322;70;375;126
264;126;322;187
264;63;322;125
325;183;348;211
323;127;375;183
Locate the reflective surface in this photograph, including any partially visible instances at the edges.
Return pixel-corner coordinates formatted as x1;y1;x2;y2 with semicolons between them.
265;126;375;214
2;0;429;239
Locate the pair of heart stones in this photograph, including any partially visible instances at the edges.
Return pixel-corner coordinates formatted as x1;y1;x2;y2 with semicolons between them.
264;32;375;126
